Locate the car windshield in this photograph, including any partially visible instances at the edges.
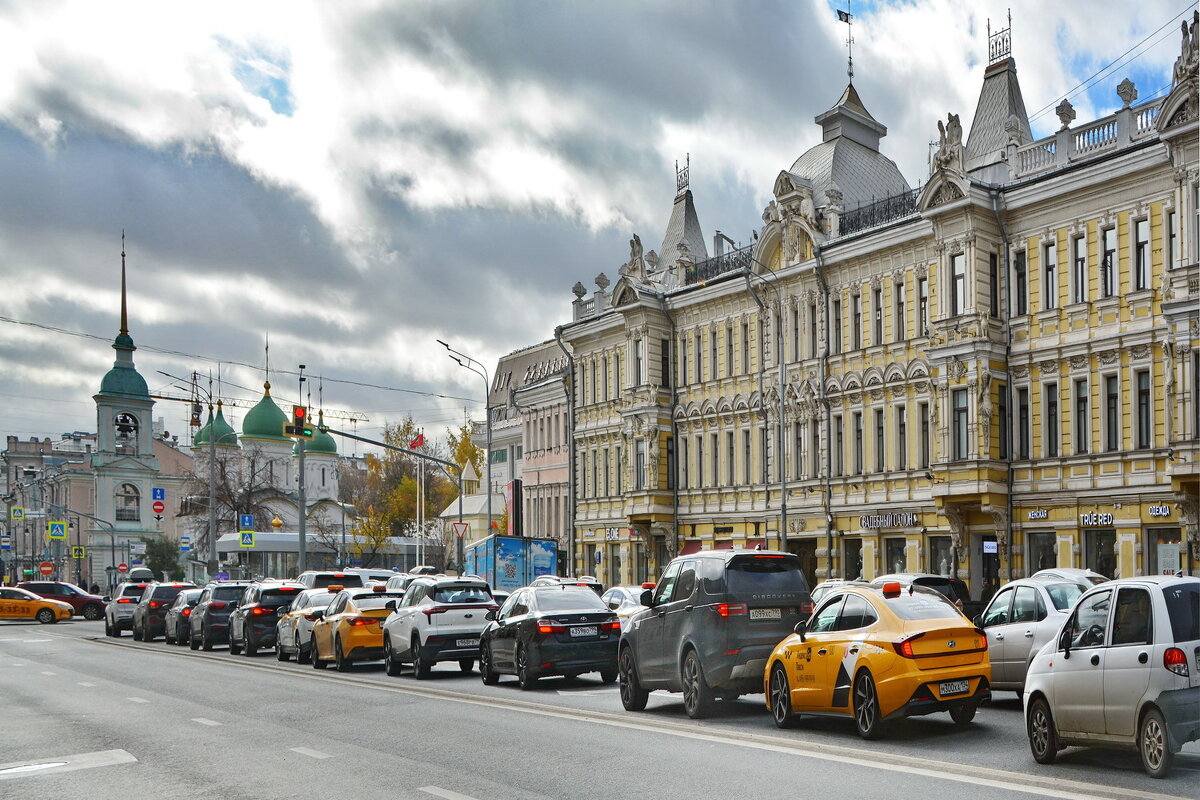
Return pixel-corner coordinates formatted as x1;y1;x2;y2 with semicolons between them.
884;592;962;620
725;556;808;598
213;586;248;601
1043;582;1085;611
260;588;302;606
913;577;969;603
312;574;364;588
1163;583;1199;643
534;588;607;612
433;586;492;603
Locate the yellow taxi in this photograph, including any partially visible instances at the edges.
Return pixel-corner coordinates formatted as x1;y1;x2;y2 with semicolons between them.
0;586;74;624
764;581;991;739
310;585;405;672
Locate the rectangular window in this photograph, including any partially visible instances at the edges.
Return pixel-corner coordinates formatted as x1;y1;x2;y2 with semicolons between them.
874;408;885;472
726;431;734;485
1014;251;1027;315
919;403;930;468
791;306;800;362
603;448;611;496
1045;383;1059;458
873;288;882;345
602;356;608;401
1102;227;1117;297
1167;211;1177;269
711;433;719;488
793;421;803;478
679;337;688;387
1043;242;1057;310
853;412;863;474
694;332;702;383
666;436;675;490
1136;369;1151;448
1018;387;1030;459
726;325;734;377
952;388;969;460
989;253;999;317
895;280;906;342
1134;219;1149;291
635;338;645;386
592;450;599;497
761;427;769;483
1105;375;1119;452
660;340;670;389
635;440;645;490
809;303;818;358
832;300;842;354
710;330;718;380
918;276;928;335
679;439;687;488
852;294;862;350
950;253;966;316
834;415;844;476
896;405;907;470
696;435;704;487
1074;378;1089;455
1072;236;1087;304
811;420;820;477
997;383;1008;459
743;430;752;484
742;321;750;373
590;360;597;404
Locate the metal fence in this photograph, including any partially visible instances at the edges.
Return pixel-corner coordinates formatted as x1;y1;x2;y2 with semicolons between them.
839;187;922;237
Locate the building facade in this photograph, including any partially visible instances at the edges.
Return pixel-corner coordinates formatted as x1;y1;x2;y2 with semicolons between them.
561;19;1200;595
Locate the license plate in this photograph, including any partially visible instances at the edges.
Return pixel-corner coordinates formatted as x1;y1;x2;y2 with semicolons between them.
570;626;598;637
455;638;479;648
939;679;969;697
749;608;781;620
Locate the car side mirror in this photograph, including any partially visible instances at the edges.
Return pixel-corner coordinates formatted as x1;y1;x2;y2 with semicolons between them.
972;614;983;627
639;589;654;607
307;609;325;621
794;620;807;642
277;605;291;615
1058;627;1072;658
102;596;111;603
385;600;397;611
608;600;620;610
484;609;496;621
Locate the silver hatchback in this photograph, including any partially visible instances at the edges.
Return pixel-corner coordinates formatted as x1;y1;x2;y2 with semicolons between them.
976;577;1086;692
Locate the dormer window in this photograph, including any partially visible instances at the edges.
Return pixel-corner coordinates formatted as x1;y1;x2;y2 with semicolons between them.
114;412;139;455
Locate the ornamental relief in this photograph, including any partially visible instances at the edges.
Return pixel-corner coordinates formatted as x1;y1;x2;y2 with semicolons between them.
1039;359;1059;374
891;385;907;398
1069;355;1089;370
914;380;930;392
1131;344;1151;360
870;389;885;401
1098;350;1119;365
1011;364;1029;378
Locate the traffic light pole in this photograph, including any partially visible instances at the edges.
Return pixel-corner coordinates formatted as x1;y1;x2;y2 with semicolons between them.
297;438;307;573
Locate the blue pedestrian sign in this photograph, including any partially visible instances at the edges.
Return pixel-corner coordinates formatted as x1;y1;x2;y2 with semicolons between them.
239;514;254;530
179;536;191;552
47;520;68;540
10;507;24;520
0;535;11;550
239;531;255;548
152;487;166;502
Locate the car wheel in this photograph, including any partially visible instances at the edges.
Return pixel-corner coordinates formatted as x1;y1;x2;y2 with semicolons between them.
599;667;617;685
143;627;156;643
618;644;649;711
178;625;190;647
1139;708;1173;778
479;643;499;686
276;639;290;662
36;609;57;625
516;645;538;690
312;642;329;670
229;633;242;655
132;622;143;640
244;634;257;657
297;639;312;665
950;702;977;725
111;622;122;637
412;638;431;680
770;664;799;728
384;637;403;676
165;629;175;645
681;649;714;720
82;604;102;621
1028;697;1058;765
853;670;885;740
189;630;201;650
458;658;474;673
334;637;349;672
201;627;213;651
104;619;113;637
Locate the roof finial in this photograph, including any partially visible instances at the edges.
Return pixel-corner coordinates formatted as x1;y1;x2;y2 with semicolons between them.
988;8;1012;64
675;153;690;193
837;5;854;83
119;230;129;337
264;333;270;382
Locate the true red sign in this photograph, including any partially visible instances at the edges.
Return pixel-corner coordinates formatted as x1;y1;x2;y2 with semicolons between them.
38;561;54;576
117;562;128;573
152;501;165;514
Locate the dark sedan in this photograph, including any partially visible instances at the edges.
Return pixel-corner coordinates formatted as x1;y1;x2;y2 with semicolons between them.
479;586;620;689
189;582;253;650
164;588;204;645
132;582;198;641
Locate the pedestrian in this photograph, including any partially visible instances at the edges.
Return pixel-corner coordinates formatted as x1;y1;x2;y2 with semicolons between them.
89;582;100;594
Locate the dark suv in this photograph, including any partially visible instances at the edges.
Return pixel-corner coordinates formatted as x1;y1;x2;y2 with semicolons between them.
132;582;198;641
189;582;253;650
618;549;812;719
17;581;105;620
229;581;306;656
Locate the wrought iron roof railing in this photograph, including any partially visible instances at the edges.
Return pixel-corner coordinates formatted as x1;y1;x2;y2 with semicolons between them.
839;187;921;237
685;244;755;286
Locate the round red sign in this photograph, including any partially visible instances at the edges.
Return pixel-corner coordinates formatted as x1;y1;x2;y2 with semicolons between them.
38;561;54;576
117;562;128;573
152;501;165;514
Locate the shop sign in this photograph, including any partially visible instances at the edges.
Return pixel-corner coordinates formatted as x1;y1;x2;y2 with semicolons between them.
982;541;999;554
713;525;734;534
1147;505;1172;518
604;527;624;541
860;512;918;529
1028;509;1049;520
1079;512;1114;526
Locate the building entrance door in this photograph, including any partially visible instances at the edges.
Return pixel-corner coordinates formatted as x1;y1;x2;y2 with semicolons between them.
970;533;1001;605
788;538;817;587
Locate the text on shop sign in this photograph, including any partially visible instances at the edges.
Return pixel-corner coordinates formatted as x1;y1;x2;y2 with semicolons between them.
860;512;918;529
1079;513;1114;526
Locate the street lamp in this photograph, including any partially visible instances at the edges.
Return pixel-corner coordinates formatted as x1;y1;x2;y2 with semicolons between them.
437;340;493;534
159;370;218;582
744;265;789;551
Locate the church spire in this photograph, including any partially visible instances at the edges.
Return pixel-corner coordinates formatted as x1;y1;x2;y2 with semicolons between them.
120;230;129;338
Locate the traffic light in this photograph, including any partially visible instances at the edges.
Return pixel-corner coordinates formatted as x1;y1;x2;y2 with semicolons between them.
284;405;314;439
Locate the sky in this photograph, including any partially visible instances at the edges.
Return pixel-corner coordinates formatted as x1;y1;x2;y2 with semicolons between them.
0;0;1192;455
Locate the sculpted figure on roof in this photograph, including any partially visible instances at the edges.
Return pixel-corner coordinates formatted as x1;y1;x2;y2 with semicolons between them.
934;113;964;173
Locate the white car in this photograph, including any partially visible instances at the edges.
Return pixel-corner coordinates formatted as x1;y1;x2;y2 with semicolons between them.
274;587;338;664
601;585;650;630
381;576;498;678
977;577;1087;692
1030;568;1109;587
1024;575;1199;778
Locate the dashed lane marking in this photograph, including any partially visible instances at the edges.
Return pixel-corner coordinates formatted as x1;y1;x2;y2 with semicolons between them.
0;749;137;781
191;718;221;726
126;697;149;704
289;747;332;759
420;787;487;800
41;671;56;676
77;682;96;687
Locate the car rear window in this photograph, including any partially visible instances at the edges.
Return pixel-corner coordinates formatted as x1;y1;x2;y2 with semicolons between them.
354;594;405;610
1043;582;1085;611
913;577;969;603
151;586;188;601
312;574;364;588
433;586;492;604
182;590;203;603
534;588;607;612
1163;583;1199;643
120;585;148;598
260;587;303;606
725;556;809;600
213;586;248;601
884;592;962;620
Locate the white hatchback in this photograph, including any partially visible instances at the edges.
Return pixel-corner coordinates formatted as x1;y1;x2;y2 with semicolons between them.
381;577;498;678
1024;575;1200;777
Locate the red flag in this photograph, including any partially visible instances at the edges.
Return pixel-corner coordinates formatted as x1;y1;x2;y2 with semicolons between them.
409;433;425;449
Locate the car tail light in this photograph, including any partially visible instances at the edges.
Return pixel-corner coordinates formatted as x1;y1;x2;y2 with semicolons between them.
600;619;621;632
724;649;741;656
251;606;274;616
641;582;656;589
181;608;192;617
209;601;228;610
537;618;566;635
373;585;386;592
800;600;814;615
421;606;451;618
116;598;132;604
975;628;988;651
1164;647;1190;677
149;601;163;609
304;613;322;621
486;605;500;612
715;603;747;618
882;581;902;598
349;618;378;626
893;631;927;658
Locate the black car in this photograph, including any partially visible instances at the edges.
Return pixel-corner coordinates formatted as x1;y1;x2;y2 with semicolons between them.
478;585;620;689
189;582;253;650
164;588;204;645
229;581;306;656
869;574;981;618
529;575;605;596
131;582;198;641
618;549;813;719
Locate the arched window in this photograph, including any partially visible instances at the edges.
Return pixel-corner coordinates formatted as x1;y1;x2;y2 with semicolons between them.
115;483;140;521
114;412;139;455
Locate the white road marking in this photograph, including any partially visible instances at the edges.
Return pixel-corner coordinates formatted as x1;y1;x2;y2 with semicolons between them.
0;749;136;781
289;747;332;759
420;787;487;800
191;718;221;726
41;671;56;675
555;689;612;696
126;697;149;704
77;682;96;687
0;638;53;643
9;662;24;666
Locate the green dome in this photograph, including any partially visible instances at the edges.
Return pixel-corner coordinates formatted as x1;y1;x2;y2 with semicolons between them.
99;364;150;398
295;413;337;455
192;415;212;448
241;382;290;441
210;405;239;447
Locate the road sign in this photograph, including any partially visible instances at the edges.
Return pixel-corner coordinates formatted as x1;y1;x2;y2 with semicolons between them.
39;561;54;576
240;531;255;548
152;500;165;514
71;546;86;559
47;520;67;540
239;514;254;530
179;536;191;552
152;487;165;502
10;507;24;520
130;542;146;556
452;522;469;539
154;514;163;522
0;535;10;550
117;563;128;573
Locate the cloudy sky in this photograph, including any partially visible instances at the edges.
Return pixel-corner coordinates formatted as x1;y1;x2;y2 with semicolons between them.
0;0;1190;454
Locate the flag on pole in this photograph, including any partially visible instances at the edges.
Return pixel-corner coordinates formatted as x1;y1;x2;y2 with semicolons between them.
837;9;851;22
409;433;425;449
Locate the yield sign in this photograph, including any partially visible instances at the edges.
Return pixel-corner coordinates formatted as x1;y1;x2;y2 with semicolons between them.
452;522;469;539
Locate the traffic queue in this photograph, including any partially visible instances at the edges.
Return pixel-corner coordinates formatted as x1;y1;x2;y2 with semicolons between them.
6;552;1198;779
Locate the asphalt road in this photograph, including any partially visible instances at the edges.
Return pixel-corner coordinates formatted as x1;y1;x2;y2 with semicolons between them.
2;619;1198;800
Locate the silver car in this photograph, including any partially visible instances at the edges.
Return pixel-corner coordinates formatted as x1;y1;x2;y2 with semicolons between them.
274;587;338;664
1024;575;1200;778
1030;567;1109;587
976;577;1086;692
103;581;151;636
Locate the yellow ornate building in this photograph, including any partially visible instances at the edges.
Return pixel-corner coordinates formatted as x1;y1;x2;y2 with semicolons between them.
560;18;1200;598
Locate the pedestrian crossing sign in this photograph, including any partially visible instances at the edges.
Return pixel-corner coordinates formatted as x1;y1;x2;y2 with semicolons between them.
47;520;67;540
71;546;86;559
239;531;255;548
10;507;24;520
